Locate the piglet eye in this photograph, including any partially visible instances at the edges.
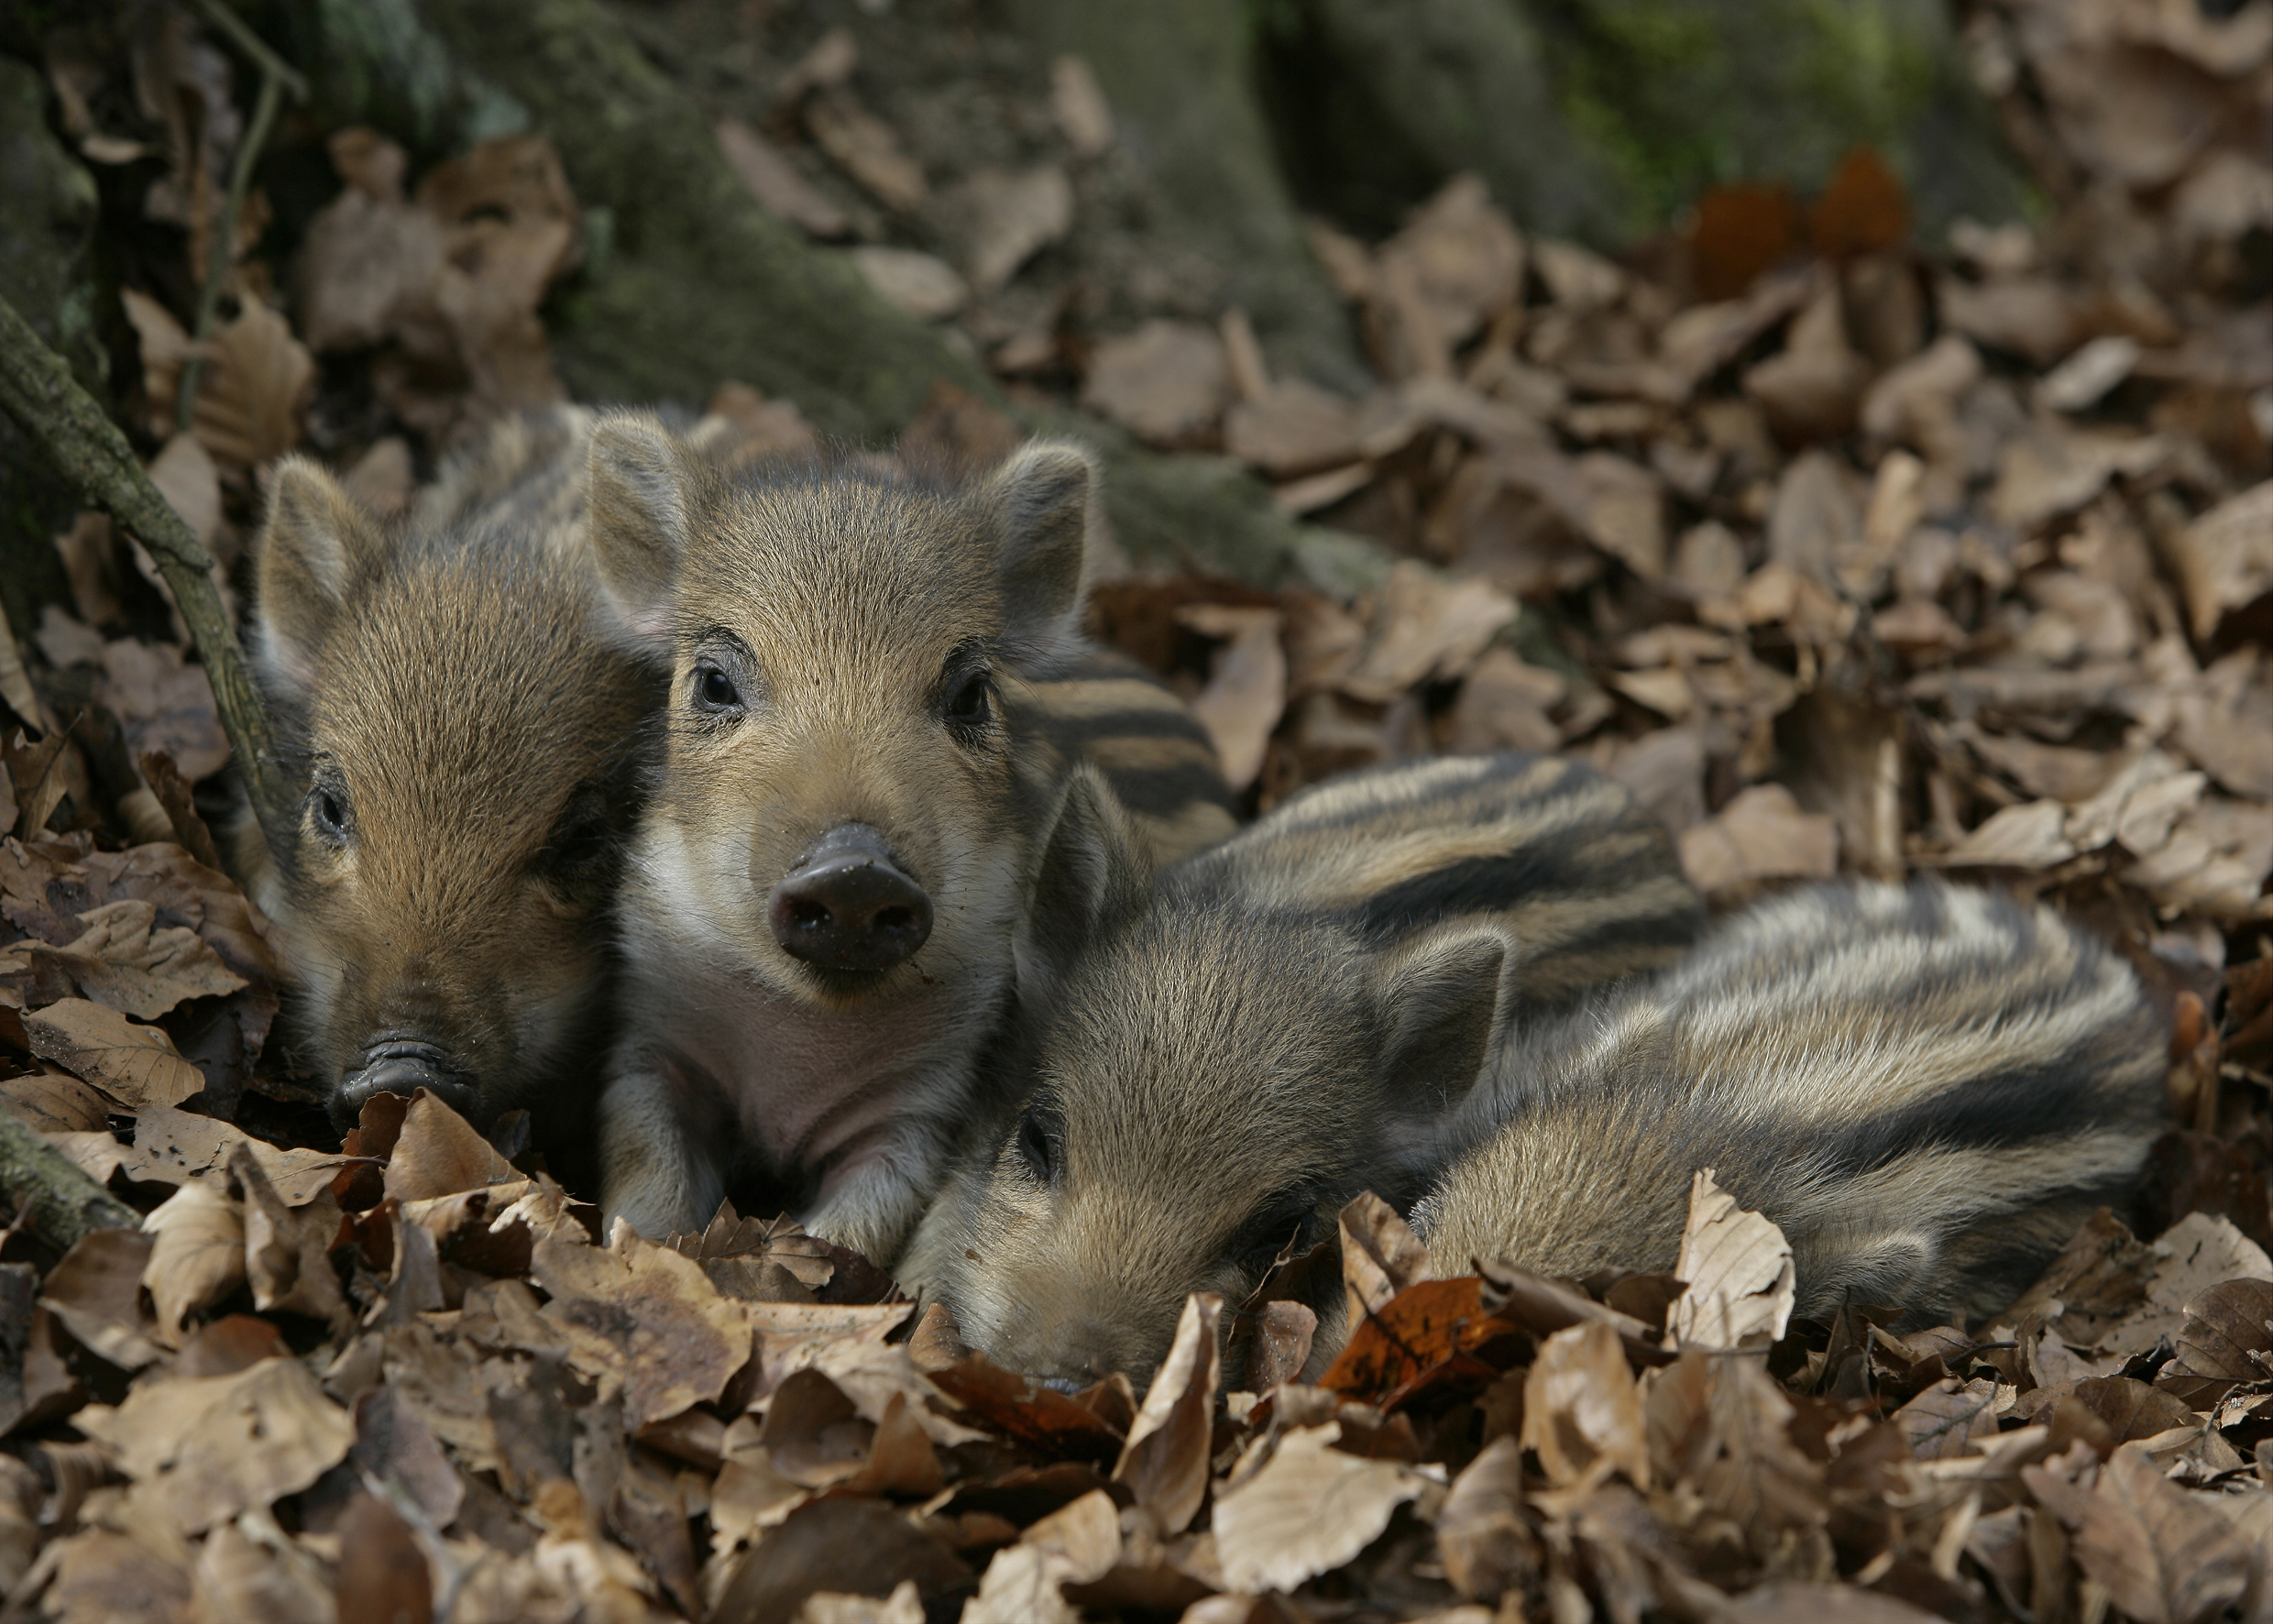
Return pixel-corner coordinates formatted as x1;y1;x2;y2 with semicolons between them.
309;785;349;845
695;664;741;710
945;669;994;726
1015;1110;1054;1184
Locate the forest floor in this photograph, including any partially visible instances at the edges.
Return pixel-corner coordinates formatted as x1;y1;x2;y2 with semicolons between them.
1;1;2270;1620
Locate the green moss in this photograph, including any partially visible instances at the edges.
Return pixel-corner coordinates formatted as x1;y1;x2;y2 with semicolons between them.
1541;0;1978;235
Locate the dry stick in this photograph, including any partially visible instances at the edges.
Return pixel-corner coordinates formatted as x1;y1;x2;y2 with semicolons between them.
0;1109;139;1252
175;2;303;433
0;293;290;843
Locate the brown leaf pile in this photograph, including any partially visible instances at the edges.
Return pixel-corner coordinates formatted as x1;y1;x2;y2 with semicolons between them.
5;1026;2273;1620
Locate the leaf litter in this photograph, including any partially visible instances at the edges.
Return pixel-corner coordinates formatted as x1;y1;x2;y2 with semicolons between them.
3;0;2271;1617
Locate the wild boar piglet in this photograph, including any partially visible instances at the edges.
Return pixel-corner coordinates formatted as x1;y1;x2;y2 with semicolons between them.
1413;877;2168;1331
906;749;1706;1384
925;847;2167;1386
243;408;661;1161
587;424;1234;1261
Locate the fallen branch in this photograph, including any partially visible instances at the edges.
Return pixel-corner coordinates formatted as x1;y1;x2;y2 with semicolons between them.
0;292;290;845
0;1108;139;1254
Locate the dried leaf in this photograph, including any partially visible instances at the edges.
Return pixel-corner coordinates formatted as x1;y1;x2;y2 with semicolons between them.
141;1176;246;1344
849;247;968;320
2158;1278;2273;1408
25;998;205;1108
382;1090;518;1202
1212;1422;1432;1595
806;88;928;212
1521;1319;1649;1488
2071;1443;2252;1624
1082;321;1228;445
1665;1170;1795;1350
27;899;246;1019
2165;480;2273;641
961;1488;1119;1624
190;301;314;470
77;1356;355;1534
1178;604;1285;793
1676;785;1839;895
953;164;1072;294
531;1228;750;1430
95;639;229;783
1112;1292;1220;1534
716;116;849;238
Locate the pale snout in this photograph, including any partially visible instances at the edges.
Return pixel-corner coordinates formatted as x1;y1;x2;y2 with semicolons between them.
331;1036;482;1131
768;823;934;971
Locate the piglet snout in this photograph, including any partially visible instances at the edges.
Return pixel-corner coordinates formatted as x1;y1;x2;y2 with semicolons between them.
769;823;933;971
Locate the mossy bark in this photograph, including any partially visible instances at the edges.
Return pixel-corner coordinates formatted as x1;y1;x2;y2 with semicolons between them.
262;0;1382;590
993;0;1367;390
0;55;102;643
1259;0;2032;245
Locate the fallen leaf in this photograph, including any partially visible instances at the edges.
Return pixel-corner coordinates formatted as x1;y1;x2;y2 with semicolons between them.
961;1487;1119;1624
1339;1190;1434;1329
94;638;228;782
1340;563;1517;704
2163;480;2273;641
1434;1433;1538;1601
1113;1292;1221;1534
715;116;849;238
805;88;928;212
1676;785;1839;894
382;1090;518;1202
2070;1442;2252;1624
192;1518;335;1624
953;164;1072;294
140;1175;246;1344
24;998;205;1108
1082;321;1228;445
333;1489;434;1624
2157;1278;2273;1408
849;247;968;320
1212;1421;1432;1595
24;898;246;1019
77;1355;355;1534
1665;1169;1795;1350
1521;1319;1649;1488
189;301;315;471
1226;381;1364;477
531;1228;750;1430
1177;604;1284;793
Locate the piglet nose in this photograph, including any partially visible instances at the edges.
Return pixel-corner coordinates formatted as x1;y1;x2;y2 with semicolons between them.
769;823;933;971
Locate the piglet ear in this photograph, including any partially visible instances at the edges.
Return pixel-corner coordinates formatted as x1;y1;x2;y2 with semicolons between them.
979;438;1098;673
1371;922;1516;1126
588;411;701;652
1014;761;1152;1010
252;455;391;698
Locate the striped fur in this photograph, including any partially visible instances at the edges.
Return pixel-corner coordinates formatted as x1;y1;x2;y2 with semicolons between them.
902;752;1703;1383
1172;752;1703;1013
1414;878;2169;1330
236;407;661;1171
589;427;1235;1261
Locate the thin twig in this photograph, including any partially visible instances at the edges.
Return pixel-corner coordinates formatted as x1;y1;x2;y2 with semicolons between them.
176;4;300;433
0;292;291;846
183;0;309;101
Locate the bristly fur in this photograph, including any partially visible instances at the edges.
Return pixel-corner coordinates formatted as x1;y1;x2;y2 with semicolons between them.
1415;878;2169;1330
237;407;664;1176
902;751;1705;1386
1170;751;1706;1015
588;422;1235;1262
